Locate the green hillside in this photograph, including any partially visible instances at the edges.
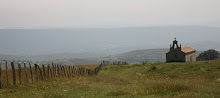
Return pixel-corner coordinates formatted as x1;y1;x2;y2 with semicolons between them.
111;48;204;63
110;48;169;63
51;48;203;65
1;60;220;97
51;58;117;65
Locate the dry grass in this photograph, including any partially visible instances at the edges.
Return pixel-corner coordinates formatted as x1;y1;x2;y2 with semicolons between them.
0;61;220;97
0;65;99;87
75;65;99;69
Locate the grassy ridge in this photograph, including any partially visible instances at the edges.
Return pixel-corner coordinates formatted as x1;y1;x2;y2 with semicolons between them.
0;61;220;97
50;49;205;65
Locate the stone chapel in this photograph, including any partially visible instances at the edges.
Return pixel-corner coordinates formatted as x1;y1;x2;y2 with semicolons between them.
166;38;196;62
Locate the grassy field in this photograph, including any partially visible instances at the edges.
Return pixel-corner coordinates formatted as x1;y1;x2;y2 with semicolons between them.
0;60;220;98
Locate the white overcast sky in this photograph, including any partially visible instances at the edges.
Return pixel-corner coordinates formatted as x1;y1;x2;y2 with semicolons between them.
0;0;220;28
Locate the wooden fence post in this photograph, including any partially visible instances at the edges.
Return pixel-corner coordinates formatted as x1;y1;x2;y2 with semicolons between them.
34;64;39;82
78;68;80;75
66;66;69;78
61;65;63;77
57;65;60;77
75;67;78;76
84;68;86;75
0;63;2;89
76;67;79;76
87;69;89;75
80;68;81;75
92;70;94;76
88;69;90;75
80;68;82;75
18;63;22;85
71;66;74;76
37;65;43;80
81;68;83;76
73;66;75;75
85;68;87;75
83;68;85;75
42;65;46;77
52;63;55;77
82;68;84;76
63;66;65;77
96;68;98;75
5;61;9;86
66;66;68;77
81;68;83;75
85;69;87;76
97;67;100;74
75;66;77;76
29;63;34;83
79;68;81;76
54;64;57;77
69;66;70;76
47;64;50;78
88;69;90;76
50;65;52;78
87;69;89;76
63;65;67;76
68;66;71;77
68;66;70;77
11;62;16;85
90;69;93;76
24;62;29;84
94;68;96;75
62;65;65;77
93;69;95;75
90;69;92;76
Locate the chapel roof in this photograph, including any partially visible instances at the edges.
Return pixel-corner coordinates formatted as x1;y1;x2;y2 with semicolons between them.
181;46;196;53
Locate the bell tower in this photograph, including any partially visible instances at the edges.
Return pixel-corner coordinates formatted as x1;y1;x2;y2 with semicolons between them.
170;38;181;51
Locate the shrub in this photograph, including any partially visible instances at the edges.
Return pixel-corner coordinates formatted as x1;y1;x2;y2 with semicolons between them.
148;66;157;71
142;60;148;65
197;49;220;61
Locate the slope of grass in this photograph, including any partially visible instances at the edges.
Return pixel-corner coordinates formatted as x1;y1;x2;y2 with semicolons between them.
0;60;220;97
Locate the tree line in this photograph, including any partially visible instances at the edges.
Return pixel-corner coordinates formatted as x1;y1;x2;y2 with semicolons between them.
197;49;220;61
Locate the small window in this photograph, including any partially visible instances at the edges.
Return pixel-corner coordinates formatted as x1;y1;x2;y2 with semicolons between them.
174;45;177;49
175;55;177;58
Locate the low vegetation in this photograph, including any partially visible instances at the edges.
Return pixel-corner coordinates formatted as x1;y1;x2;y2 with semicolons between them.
1;60;220;97
197;49;220;61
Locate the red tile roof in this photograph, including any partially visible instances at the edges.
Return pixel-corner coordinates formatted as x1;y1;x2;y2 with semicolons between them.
181;46;196;53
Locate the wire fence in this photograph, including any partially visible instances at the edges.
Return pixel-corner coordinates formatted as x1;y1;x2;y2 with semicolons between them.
0;61;103;89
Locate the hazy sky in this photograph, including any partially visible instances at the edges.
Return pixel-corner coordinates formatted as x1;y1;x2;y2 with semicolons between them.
1;0;220;28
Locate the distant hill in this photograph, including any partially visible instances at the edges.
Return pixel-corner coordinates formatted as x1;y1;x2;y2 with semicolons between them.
1;26;220;55
0;47;209;65
186;41;220;51
51;48;204;65
0;52;108;62
51;58;117;65
109;48;169;63
110;48;203;64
